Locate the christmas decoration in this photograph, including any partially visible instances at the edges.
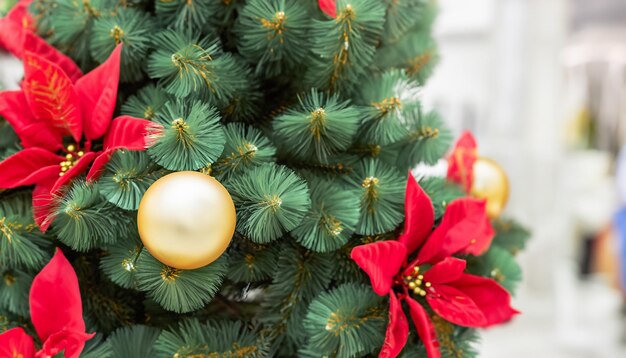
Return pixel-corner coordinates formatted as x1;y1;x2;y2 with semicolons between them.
471;157;510;218
0;249;93;358
137;171;236;270
0;0;530;356
448;131;510;217
0;44;150;230
351;175;517;357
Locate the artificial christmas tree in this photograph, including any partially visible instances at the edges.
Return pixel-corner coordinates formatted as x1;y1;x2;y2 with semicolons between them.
0;0;530;357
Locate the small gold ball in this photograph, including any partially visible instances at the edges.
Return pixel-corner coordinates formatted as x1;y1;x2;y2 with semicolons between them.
408;282;417;289
413;288;421;295
419;290;427;297
77;151;84;157
417;275;423;280
67;144;75;152
65;153;73;160
137;171;236;270
471;157;509;218
425;282;432;288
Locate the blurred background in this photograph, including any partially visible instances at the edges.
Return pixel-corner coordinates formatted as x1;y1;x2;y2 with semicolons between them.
424;0;626;357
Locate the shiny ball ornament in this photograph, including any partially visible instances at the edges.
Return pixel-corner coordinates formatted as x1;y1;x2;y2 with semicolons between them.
137;171;236;270
470;157;509;219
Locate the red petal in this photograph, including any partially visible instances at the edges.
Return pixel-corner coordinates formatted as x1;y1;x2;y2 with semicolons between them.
86;150;111;182
351;241;407;296
23;32;83;83
0;148;62;188
425;284;487;327
0;90;33;129
405;297;440;358
30;249;87;343
33;179;56;232
446;131;477;193
104;115;150;150
19;122;65;151
318;0;336;18
0;1;33;58
0;327;36;358
397;174;434;254
40;329;95;358
22;51;82;141
51;151;97;193
417;198;495;264
423;257;466;285
75;45;122;140
379;292;409;358
0;90;63;151
448;274;519;327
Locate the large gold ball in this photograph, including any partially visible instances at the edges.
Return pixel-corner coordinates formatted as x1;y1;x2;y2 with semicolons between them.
470;157;509;219
137;171;236;270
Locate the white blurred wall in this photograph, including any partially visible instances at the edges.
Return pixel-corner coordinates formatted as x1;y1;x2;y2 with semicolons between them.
424;0;625;357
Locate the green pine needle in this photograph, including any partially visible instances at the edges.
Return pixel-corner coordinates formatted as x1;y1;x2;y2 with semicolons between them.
81;334;113;358
90;7;155;82
107;325;162;358
147;30;247;105
0;269;33;317
396;110;453;168
291;177;360;253
418;176;465;220
147;100;225;171
121;84;173;121
135;249;229;313
305;0;386;93
53;181;135;252
155;319;268;358
98;150;166;211
47;0;116;68
376;30;439;85
260;241;336;352
471;246;522;294
0;192;51;270
226;164;311;243
155;0;220;32
213;123;276;180
492;218;531;255
99;233;142;290
382;0;427;44
356;69;420;146
0;121;20;161
273;90;363;163
227;238;277;283
300;283;386;357
348;159;406;235
236;0;310;77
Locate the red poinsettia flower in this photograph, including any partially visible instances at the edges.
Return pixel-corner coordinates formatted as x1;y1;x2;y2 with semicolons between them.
446;131;478;193
0;249;94;358
351;175;518;358
0;44;151;230
318;0;337;18
0;0;82;81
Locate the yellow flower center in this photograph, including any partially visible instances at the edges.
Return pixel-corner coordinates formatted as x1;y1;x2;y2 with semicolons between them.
59;144;84;177
403;265;432;297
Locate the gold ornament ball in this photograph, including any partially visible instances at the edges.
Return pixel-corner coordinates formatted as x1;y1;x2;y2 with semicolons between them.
137;171;236;270
470;157;510;218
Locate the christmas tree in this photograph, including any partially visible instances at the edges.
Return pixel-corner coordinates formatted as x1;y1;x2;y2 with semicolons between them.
0;0;530;357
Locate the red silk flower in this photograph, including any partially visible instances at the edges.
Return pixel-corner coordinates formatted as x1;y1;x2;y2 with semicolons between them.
446;131;478;193
351;175;518;358
0;249;94;358
318;0;337;18
0;44;151;231
0;0;82;81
